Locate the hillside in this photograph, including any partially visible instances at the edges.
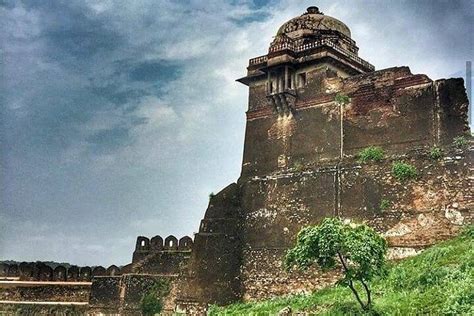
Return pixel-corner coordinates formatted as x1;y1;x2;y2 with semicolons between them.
209;227;473;315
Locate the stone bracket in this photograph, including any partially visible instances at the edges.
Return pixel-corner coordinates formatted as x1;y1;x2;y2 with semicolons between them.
267;91;297;116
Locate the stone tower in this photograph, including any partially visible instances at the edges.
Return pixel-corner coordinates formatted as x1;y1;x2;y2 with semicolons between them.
238;6;374;177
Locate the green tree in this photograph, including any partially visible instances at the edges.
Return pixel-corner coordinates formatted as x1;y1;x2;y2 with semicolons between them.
285;218;387;310
141;293;163;316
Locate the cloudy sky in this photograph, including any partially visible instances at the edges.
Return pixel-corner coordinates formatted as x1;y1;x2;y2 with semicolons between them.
1;0;472;266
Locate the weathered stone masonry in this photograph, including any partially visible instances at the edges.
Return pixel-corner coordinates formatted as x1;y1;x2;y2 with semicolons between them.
85;6;472;314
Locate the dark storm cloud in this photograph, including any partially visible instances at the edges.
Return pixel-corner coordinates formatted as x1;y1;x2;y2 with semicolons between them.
1;0;266;265
86;127;131;153
1;0;472;265
128;61;182;82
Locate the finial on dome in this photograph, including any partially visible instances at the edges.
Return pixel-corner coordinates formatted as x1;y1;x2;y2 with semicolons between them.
306;6;320;14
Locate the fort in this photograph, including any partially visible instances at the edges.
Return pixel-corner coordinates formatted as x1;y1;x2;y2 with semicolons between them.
1;5;472;315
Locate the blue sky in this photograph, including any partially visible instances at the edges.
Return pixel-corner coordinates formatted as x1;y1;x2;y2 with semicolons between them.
1;0;473;266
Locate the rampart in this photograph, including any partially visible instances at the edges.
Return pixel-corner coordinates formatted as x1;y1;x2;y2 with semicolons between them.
0;262;122;282
87;235;194;315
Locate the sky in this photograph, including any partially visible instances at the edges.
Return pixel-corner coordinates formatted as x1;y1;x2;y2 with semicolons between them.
1;0;473;266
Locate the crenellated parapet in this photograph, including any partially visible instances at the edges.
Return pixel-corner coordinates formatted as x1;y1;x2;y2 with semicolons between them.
132;235;193;264
0;262;122;282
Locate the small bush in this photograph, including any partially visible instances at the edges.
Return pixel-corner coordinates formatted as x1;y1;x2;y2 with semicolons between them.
141;280;170;316
358;146;385;163
335;93;351;105
141;293;163;316
209;192;215;200
380;199;391;212
392;162;418;181
429;146;443;160
453;136;468;149
292;161;304;172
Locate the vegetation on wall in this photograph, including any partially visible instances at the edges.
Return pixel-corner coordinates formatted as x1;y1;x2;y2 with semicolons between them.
140;279;170;316
429;146;443;160
285;218;387;310
292;160;305;172
392;162;418;181
453;136;468;149
12;306;85;316
335;93;351;106
208;226;474;315
358;146;385;163
379;199;391;212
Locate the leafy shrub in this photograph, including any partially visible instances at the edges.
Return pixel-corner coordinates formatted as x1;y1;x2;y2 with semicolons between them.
141;294;163;316
141;280;170;316
209;192;215;200
392;162;417;181
358;147;384;163
285;218;387;310
452;136;468;149
380;199;391;212
429;146;443;160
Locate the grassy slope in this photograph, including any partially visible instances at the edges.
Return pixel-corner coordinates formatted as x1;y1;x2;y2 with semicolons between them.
209;227;474;315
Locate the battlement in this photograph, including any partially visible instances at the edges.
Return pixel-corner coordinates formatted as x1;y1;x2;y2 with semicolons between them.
0;262;122;282
132;235;193;264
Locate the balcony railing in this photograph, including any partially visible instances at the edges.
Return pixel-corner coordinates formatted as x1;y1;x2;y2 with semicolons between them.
248;39;375;71
249;55;268;65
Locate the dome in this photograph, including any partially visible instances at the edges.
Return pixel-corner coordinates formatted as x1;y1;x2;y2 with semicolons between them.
276;6;351;39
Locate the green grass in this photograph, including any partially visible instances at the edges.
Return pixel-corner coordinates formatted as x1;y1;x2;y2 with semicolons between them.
209;227;474;315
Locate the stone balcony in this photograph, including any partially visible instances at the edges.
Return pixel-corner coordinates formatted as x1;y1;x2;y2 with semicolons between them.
249;38;374;71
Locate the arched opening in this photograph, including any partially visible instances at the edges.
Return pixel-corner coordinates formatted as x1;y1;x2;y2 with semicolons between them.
164;235;178;250
179;236;194;251
135;236;150;251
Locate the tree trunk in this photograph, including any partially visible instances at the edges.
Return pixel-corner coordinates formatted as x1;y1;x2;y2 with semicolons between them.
337;252;367;310
361;279;372;307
